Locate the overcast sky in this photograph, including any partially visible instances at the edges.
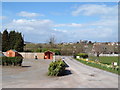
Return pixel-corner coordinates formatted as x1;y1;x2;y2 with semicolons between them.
1;2;118;43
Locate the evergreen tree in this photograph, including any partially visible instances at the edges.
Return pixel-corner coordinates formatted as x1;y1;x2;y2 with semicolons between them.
2;30;24;52
14;32;24;52
2;29;10;51
0;32;2;51
9;31;17;49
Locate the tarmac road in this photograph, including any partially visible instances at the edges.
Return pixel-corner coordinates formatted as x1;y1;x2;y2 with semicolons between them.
63;56;118;88
2;56;118;88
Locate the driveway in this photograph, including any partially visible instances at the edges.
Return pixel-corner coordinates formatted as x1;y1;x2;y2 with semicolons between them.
2;56;118;88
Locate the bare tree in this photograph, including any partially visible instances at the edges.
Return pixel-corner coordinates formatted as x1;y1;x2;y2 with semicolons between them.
92;44;103;56
47;35;56;48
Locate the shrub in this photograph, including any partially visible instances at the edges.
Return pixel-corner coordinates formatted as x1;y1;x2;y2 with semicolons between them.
48;60;66;76
76;53;88;59
54;50;61;55
1;56;23;66
49;49;61;55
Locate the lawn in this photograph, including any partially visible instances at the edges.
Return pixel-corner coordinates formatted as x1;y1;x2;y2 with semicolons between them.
88;56;119;65
75;56;119;74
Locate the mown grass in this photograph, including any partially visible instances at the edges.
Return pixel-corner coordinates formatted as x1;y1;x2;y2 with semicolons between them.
75;56;119;75
88;56;119;65
76;59;119;75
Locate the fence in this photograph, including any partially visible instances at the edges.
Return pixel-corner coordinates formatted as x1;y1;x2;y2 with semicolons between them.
92;53;118;57
99;54;119;56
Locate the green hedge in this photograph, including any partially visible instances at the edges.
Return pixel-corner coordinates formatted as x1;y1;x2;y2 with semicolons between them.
0;56;23;66
48;60;66;76
75;53;88;59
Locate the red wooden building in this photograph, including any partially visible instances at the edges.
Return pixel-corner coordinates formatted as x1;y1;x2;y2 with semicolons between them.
6;50;22;57
44;51;54;60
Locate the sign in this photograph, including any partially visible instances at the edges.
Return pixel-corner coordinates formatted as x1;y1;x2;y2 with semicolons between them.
114;62;117;66
76;56;80;59
86;58;88;61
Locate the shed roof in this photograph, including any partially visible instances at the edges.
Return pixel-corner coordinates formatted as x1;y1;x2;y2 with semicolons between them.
7;49;18;52
12;49;17;52
0;52;5;57
44;50;53;53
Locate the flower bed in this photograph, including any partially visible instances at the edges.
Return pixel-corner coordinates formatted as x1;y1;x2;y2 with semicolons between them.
76;58;119;74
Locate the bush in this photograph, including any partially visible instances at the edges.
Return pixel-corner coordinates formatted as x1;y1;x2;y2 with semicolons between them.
0;56;23;66
48;60;66;76
48;49;61;55
76;53;88;59
54;50;61;55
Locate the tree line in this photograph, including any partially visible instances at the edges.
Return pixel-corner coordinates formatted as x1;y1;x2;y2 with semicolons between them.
2;29;24;52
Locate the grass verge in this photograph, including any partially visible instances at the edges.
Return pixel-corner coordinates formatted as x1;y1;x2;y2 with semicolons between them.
76;58;119;75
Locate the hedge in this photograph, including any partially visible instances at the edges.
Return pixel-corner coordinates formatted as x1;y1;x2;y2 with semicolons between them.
0;56;23;66
75;53;88;59
48;60;66;76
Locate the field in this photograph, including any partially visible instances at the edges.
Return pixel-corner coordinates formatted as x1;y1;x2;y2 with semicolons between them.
88;56;119;65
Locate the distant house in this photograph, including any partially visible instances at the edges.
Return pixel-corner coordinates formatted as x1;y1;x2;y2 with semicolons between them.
44;51;54;60
80;40;88;44
6;50;22;57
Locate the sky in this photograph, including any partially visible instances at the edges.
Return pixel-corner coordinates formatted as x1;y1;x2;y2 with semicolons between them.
1;2;118;43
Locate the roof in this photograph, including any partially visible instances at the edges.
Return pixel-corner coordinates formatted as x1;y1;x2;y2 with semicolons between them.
7;49;18;52
0;52;5;57
44;50;54;53
12;49;18;52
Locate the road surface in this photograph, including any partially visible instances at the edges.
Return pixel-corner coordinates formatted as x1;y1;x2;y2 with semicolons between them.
2;56;118;88
63;56;118;88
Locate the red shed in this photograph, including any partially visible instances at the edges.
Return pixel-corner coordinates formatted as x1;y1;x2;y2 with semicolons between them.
44;51;54;60
6;49;22;57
